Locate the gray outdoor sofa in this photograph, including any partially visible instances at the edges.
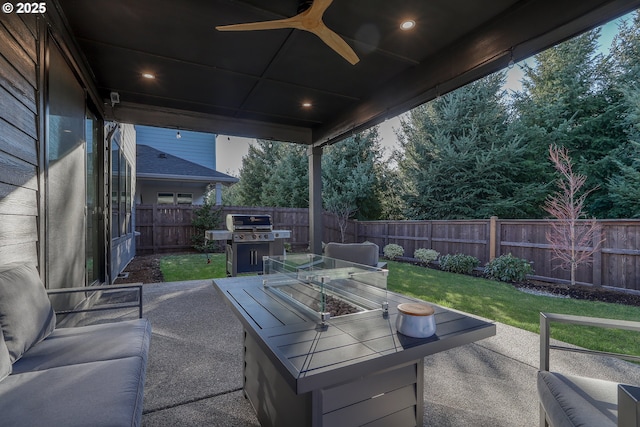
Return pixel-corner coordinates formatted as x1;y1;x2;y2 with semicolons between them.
538;312;640;427
0;263;151;427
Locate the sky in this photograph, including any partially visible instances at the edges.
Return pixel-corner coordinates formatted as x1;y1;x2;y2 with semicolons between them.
215;16;627;177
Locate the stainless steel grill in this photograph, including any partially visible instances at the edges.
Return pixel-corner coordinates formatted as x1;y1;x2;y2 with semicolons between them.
205;214;291;276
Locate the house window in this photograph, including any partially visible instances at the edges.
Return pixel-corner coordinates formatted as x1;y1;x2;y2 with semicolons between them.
157;192;174;205
177;193;193;205
111;136;133;239
111;141;120;239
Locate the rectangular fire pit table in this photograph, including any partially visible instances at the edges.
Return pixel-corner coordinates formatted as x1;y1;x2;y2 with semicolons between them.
212;257;495;427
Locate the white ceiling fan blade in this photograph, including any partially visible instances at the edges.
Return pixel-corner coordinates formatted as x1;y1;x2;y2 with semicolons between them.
312;24;359;65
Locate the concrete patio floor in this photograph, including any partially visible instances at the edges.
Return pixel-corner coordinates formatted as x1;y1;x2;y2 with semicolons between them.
106;279;639;426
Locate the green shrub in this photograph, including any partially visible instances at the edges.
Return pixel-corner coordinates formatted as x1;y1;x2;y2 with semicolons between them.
414;248;439;264
191;198;223;253
383;243;404;259
439;253;480;274
484;253;533;283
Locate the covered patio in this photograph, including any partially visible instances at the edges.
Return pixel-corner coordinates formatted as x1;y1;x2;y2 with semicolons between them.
107;279;636;426
51;0;640;255
2;1;640;426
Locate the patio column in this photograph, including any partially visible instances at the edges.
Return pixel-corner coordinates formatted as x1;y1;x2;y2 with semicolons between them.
308;145;323;254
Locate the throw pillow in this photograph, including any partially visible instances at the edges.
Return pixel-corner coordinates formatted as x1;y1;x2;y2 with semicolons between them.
0;263;56;363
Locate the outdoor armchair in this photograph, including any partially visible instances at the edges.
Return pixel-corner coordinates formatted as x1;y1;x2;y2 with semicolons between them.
324;241;387;269
538;312;640;427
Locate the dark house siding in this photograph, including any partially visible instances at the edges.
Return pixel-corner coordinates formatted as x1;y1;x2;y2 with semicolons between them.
0;14;40;266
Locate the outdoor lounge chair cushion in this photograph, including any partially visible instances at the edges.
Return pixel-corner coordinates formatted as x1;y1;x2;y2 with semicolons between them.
0;263;56;363
325;242;380;267
0;325;11;381
0;356;147;427
11;318;152;374
537;370;618;427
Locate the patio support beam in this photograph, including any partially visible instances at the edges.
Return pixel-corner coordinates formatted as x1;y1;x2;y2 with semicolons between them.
308;146;323;254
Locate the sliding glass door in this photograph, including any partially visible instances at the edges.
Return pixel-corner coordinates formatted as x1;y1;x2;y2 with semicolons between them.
85;111;105;285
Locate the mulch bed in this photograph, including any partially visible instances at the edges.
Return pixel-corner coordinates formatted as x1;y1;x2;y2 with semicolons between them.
114;255;165;284
514;280;640;307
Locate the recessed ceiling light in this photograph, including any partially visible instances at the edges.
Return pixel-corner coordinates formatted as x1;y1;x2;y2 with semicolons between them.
302;102;312;108
142;73;155;79
400;20;416;31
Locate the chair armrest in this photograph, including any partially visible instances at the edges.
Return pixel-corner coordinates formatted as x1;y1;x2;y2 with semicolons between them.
539;312;640;371
47;284;144;318
619;384;640;427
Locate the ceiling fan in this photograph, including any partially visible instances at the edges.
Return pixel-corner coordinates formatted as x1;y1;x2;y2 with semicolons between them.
216;0;359;65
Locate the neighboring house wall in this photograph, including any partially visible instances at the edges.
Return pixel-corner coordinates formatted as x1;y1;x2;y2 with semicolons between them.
110;124;137;281
135;125;217;170
135;144;238;207
136;182;207;206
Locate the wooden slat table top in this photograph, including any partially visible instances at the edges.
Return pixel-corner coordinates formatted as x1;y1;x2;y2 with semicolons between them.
213;275;496;394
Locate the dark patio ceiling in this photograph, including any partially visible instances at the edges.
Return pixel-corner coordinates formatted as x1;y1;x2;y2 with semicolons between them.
55;0;640;146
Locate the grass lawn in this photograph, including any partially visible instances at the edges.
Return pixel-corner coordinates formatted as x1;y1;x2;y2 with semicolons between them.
159;253;640;356
386;260;640;356
159;253;227;282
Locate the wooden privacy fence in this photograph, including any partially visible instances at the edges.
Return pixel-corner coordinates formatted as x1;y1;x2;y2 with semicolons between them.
135;205;640;292
355;217;640;293
135;205;316;254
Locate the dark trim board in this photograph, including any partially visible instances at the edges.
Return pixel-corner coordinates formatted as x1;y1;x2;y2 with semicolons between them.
213;275;496;426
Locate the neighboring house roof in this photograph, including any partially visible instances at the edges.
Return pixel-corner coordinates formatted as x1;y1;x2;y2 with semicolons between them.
136;145;238;184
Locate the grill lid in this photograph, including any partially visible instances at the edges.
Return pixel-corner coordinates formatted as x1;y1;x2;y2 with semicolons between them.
226;214;273;231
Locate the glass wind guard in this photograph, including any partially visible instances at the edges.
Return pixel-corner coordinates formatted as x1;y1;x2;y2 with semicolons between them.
263;254;388;320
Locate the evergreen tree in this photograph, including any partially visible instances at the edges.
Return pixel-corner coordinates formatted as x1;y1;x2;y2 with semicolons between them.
513;29;624;217
397;72;547;219
376;156;406;220
234;140;308;208
191;191;223;252
261;143;308;208
603;12;640;218
221;182;241;206
234;140;281;206
322;127;383;240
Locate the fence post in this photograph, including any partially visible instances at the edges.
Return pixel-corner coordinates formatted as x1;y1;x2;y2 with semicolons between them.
385;222;389;248
592;226;602;287
152;204;158;254
489;216;498;261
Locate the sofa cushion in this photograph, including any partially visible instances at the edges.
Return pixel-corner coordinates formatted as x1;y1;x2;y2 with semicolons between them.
12;318;151;374
0;356;146;427
0;263;56;363
0;326;11;381
325;242;379;267
537;371;618;427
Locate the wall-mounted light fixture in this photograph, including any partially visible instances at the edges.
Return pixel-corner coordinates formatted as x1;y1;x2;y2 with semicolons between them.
110;91;120;107
176;131;181;139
